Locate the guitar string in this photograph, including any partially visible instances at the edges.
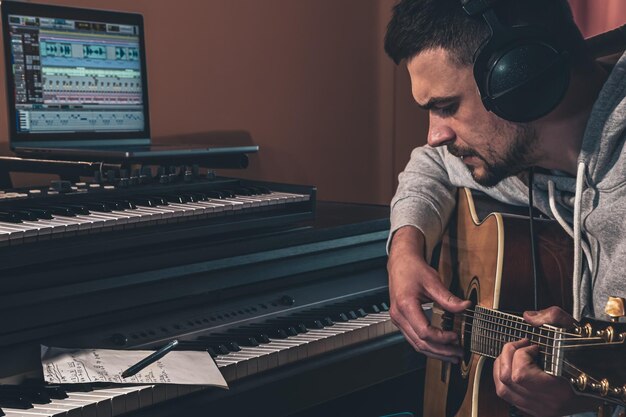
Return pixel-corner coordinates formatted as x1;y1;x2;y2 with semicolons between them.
460;318;609;345
438;309;586;338
441;308;588;339
435;316;613;386
443;316;603;344
460;328;622;355
454;331;598;384
462;327;621;349
459;315;607;342
441;312;606;341
459;330;599;384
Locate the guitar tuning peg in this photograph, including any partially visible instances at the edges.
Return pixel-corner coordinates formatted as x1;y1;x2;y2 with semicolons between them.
590;379;610;396
596;326;615;342
574;322;593;337
605;296;626;322
572;373;589;392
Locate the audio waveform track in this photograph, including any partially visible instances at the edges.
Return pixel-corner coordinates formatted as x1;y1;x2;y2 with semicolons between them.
19;110;145;132
41;66;142;105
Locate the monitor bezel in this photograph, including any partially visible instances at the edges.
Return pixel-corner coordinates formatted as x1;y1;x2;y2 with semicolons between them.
1;0;151;148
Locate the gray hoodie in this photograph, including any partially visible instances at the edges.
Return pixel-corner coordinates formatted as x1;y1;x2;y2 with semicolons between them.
390;51;626;322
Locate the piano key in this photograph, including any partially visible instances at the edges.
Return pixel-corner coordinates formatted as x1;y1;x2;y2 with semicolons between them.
214;358;247;379
65;392;114;417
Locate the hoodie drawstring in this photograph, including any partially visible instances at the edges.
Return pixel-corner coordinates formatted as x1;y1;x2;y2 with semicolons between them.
547;162;589;320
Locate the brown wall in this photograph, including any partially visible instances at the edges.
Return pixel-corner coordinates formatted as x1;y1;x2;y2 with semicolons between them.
1;0;403;205
1;1;621;204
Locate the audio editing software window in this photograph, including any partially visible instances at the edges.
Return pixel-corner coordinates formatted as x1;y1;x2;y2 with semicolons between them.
7;14;145;134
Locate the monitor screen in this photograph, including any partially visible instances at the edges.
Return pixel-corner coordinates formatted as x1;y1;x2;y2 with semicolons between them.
2;1;150;145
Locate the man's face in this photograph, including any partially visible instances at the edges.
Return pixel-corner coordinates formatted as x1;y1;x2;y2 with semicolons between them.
407;48;538;187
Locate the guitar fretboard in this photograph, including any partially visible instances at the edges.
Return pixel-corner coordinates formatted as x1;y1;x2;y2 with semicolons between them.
469;306;564;375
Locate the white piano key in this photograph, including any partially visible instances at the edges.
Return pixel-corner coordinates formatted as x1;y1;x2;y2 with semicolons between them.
203;199;236;211
214;357;247;379
220;352;258;376
0;409;56;417
216;362;236;381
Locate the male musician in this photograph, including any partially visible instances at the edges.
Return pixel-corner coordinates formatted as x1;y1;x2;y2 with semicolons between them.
384;0;626;415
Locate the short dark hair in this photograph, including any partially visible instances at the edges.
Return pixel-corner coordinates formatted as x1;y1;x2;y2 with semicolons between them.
384;0;587;66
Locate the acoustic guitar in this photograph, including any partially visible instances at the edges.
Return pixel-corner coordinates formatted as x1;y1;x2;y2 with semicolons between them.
423;188;626;417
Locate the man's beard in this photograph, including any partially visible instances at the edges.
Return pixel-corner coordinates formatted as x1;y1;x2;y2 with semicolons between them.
448;124;538;187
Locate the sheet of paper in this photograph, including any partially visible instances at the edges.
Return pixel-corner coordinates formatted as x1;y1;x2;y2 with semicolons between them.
41;345;228;387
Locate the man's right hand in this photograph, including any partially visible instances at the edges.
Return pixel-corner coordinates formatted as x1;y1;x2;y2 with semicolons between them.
387;226;471;363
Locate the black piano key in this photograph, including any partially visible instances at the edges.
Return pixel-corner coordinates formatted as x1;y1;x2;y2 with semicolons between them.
147;196;170;206
190;192;207;201
368;304;381;314
166;195;187;204
272;317;318;331
220;190;236;198
210;333;260;347
253;186;272;194
247;324;291;339
42;385;68;399
0;211;23;223
23;208;54;220
285;314;331;328
206;191;225;199
132;197;156;207
174;341;218;356
111;200;137;210
187;341;231;355
194;337;241;352
0;385;50;404
0;393;33;409
181;194;198;203
233;187;252;196
220;328;271;344
83;202;112;212
61;383;94;392
11;210;41;221
107;200;138;211
39;206;76;217
62;204;91;215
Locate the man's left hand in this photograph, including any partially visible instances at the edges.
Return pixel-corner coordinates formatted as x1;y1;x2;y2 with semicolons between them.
493;306;599;417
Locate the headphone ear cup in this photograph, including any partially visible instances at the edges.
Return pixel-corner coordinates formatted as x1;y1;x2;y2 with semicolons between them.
479;41;570;122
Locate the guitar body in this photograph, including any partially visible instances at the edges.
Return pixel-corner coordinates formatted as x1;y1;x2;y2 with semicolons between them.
424;188;574;417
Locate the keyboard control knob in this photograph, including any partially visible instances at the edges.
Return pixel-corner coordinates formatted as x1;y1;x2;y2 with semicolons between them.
110;333;128;346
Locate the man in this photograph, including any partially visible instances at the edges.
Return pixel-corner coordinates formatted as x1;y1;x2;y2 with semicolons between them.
384;0;626;416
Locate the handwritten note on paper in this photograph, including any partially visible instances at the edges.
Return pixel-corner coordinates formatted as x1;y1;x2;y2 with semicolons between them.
41;346;228;387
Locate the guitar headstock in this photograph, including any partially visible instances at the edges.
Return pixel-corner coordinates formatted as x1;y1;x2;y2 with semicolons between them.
561;298;626;406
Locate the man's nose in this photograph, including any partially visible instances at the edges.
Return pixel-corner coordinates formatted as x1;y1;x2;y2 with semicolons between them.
427;116;456;147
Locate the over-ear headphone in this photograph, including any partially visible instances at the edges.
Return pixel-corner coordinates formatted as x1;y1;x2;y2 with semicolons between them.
462;0;571;123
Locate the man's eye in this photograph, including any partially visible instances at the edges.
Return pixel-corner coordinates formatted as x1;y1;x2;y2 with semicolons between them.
435;104;458;116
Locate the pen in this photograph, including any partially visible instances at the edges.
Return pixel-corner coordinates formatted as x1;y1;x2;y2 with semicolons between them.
121;339;179;378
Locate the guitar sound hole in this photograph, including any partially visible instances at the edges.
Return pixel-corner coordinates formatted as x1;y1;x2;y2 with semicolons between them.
462;287;479;367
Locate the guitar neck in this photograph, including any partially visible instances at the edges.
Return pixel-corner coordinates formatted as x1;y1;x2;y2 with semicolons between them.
463;305;626;406
468;306;563;374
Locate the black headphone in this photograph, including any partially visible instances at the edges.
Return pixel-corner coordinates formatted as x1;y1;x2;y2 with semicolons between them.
462;0;571;122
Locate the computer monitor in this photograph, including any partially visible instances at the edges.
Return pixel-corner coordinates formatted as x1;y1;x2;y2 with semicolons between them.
1;0;151;148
